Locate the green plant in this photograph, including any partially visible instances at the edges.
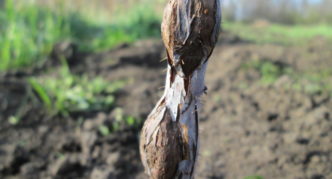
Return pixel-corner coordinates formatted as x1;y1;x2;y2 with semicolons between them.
243;60;292;85
28;78;52;109
244;176;264;179
243;59;332;96
224;22;332;46
28;61;125;116
8;116;20;125
291;68;332;95
99;125;111;136
111;108;142;131
95;108;141;136
260;62;283;85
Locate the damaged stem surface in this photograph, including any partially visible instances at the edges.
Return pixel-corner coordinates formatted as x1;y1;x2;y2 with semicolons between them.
140;0;221;178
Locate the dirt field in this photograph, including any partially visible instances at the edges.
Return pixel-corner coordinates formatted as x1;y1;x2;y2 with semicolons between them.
0;33;331;179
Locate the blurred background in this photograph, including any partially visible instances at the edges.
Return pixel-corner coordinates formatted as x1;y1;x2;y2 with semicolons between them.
0;0;331;179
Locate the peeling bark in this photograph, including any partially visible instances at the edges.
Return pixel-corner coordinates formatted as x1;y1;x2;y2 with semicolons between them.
140;0;221;178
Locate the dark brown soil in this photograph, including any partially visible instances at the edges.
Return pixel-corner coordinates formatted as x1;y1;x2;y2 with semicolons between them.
0;33;331;179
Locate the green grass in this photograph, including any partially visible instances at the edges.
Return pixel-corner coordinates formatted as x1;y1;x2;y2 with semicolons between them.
98;108;142;136
27;60;143;129
28;60;126;116
3;0;331;71
224;22;332;45
104;107;142;133
88;5;161;51
242;60;292;85
242;59;332;96
292;69;332;95
244;176;264;179
0;0;161;71
0;0;71;70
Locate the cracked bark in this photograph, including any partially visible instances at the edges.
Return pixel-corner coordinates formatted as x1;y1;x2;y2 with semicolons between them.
140;0;221;178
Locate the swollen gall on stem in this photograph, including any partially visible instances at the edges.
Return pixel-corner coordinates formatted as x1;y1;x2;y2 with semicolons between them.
140;0;221;178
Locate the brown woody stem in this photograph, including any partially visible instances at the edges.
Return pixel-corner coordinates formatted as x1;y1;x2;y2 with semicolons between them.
140;0;221;178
